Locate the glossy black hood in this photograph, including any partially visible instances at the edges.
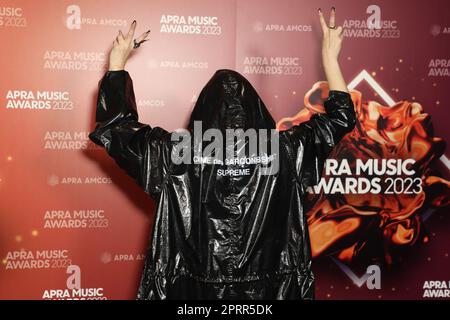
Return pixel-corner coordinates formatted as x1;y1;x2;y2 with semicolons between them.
187;69;276;132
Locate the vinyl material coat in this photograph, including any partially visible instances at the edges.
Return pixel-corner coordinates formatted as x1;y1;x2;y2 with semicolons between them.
88;69;356;299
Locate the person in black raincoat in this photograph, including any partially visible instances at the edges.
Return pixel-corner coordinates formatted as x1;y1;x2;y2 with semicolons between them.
89;9;356;300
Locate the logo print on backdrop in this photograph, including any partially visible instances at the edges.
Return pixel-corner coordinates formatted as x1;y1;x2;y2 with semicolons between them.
66;5;81;30
65;4;126;30
0;7;26;28
431;25;450;36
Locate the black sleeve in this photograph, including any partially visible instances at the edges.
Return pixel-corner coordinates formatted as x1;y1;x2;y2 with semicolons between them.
281;90;356;193
88;70;168;196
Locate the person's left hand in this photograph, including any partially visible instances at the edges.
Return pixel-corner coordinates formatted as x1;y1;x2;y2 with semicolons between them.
108;20;151;71
319;7;344;62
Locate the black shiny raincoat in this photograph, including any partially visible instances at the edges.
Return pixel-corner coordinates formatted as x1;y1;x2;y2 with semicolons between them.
88;69;356;300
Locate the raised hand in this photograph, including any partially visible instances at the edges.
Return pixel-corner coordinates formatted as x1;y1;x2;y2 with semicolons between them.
318;7;344;61
317;7;349;93
108;20;151;71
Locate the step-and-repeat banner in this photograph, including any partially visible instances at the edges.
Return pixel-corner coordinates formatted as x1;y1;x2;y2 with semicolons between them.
0;0;449;300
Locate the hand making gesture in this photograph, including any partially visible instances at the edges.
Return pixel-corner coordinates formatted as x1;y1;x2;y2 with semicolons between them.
109;20;151;71
318;7;349;93
319;7;344;61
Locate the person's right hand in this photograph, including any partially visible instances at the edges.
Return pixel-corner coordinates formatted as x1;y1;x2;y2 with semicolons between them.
318;7;344;62
108;20;150;71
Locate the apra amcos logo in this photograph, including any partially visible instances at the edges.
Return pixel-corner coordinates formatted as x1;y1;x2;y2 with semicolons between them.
65;4;126;30
422;280;450;298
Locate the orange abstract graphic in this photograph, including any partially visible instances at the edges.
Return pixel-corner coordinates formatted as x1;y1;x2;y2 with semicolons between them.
277;81;450;264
